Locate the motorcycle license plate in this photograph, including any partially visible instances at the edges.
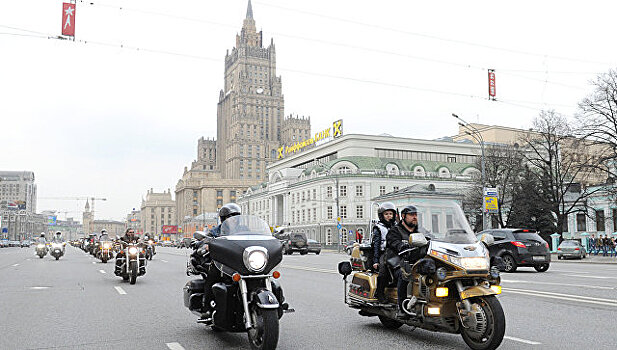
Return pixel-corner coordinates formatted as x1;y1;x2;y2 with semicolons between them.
532;256;546;261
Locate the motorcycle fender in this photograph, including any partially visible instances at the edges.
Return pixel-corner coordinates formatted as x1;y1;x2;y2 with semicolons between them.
254;290;279;309
212;283;230;327
459;285;497;300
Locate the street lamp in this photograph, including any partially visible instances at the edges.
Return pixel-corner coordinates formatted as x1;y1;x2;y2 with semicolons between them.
452;113;489;231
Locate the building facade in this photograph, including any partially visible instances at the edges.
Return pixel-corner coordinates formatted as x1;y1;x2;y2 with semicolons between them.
126;209;141;233
140;189;176;237
237;134;482;247
0;171;37;213
176;0;311;220
91;220;125;237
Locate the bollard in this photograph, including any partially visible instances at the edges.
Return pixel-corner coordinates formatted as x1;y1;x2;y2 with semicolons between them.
550;233;561;253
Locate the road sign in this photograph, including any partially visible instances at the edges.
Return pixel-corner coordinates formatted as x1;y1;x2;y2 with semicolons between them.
337;217;341;222
1;228;7;233
337;223;342;230
483;187;499;213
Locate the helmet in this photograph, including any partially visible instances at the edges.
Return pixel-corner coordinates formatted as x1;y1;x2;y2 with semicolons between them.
40;232;45;237
219;203;241;223
55;231;61;235
377;202;397;223
400;205;418;217
101;229;107;234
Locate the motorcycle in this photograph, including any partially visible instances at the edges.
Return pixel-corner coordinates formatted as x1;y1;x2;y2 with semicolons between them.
98;240;114;263
338;200;505;350
145;240;155;260
50;242;65;260
35;242;48;259
183;215;292;350
115;242;146;284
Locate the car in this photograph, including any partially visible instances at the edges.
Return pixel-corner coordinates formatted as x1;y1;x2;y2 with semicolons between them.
307;239;322;255
9;240;20;247
275;230;308;255
478;228;551;273
557;240;587;259
20;240;31;248
0;239;8;248
161;241;173;247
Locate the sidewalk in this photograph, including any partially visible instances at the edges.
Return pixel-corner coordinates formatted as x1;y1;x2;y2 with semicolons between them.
552;253;617;264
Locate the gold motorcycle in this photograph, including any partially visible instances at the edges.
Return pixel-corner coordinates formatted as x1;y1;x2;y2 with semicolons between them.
338;200;505;350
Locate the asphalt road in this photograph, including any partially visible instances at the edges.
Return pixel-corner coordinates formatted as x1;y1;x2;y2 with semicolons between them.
1;246;616;350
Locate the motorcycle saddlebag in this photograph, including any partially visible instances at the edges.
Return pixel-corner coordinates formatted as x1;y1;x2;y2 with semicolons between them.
183;279;205;310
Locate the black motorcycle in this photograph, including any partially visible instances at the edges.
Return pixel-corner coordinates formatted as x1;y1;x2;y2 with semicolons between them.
183;215;291;350
115;242;146;284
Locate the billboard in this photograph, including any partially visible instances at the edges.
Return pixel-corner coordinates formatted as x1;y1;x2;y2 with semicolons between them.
277;119;344;159
48;216;57;226
162;225;178;234
62;3;76;36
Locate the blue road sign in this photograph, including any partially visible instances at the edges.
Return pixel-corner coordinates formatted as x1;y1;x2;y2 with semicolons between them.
337;223;342;230
1;228;7;233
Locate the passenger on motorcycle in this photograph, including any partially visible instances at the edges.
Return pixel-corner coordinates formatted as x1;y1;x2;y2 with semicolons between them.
372;202;397;304
386;205;431;318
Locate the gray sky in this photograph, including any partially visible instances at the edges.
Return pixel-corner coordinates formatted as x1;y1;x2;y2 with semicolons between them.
2;0;616;221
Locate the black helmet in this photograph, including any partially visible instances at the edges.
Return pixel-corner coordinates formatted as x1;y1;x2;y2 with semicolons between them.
377;202;397;223
219;203;241;222
400;205;418;217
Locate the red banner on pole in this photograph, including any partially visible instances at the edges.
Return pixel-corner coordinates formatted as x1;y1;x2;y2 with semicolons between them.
488;69;496;99
162;225;178;234
62;3;76;36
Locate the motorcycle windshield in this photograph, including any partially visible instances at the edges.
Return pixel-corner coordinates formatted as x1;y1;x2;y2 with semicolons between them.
220;215;272;236
413;200;477;244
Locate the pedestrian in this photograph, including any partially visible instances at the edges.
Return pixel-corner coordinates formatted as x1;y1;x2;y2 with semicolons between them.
602;235;609;257
590;234;596;254
355;229;363;243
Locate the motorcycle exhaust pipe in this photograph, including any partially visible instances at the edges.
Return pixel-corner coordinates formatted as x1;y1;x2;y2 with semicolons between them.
401;296;418;316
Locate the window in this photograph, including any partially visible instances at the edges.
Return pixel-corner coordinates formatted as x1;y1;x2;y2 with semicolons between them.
576;213;587;232
432;214;440;233
393;186;399;192
302;210;306;222
596;210;605;232
216;190;223;198
302;192;305;202
379;186;386;196
326;228;332;245
340;185;347;197
356;205;364;219
313;208;317;221
327;186;332;198
356;185;363;197
313;189;317;200
614;209;617;232
340;206;347;219
327;206;333;219
338;166;351;174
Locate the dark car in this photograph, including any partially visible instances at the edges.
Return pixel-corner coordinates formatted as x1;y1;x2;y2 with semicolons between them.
478;228;551;272
307;239;322;255
557;240;587;260
20;240;31;248
275;230;308;255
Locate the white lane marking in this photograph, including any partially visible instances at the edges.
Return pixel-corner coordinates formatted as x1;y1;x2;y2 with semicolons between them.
92;262;96;264
30;286;50;290
501;279;614;290
99;270;106;274
504;336;542;345
281;264;337;274
161;259;169;263
12;263;19;267
504;288;617;307
569;274;612;279
26;259;31;261
166;343;186;350
114;286;127;295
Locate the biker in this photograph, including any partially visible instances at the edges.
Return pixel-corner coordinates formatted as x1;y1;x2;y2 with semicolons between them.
371;202;397;304
37;232;47;243
115;228;141;274
143;232;156;256
386;205;430;318
200;203;242;320
52;231;64;243
99;229;110;241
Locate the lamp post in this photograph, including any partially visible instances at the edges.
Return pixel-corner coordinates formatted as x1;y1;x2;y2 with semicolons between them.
452;113;489;231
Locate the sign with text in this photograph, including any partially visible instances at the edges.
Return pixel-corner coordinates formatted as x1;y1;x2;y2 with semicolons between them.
48;216;57;226
162;225;178;234
277;119;343;159
62;3;76;37
483;187;498;213
488;69;496;100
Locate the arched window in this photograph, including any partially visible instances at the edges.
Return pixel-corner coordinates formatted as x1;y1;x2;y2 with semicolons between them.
438;167;451;178
413;166;426;177
338;166;351;174
386;163;400;175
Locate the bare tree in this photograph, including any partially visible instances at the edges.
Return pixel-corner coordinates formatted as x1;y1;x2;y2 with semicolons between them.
523;110;602;235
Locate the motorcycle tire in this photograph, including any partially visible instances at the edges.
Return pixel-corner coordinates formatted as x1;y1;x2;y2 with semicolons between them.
247;308;279;350
460;295;506;350
102;258;107;263
129;261;138;284
55;256;59;260
39;254;44;259
378;315;403;329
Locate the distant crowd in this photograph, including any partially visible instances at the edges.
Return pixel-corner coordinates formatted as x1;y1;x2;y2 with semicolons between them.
588;234;617;257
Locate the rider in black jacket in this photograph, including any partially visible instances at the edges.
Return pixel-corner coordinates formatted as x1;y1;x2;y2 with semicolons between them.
115;228;140;274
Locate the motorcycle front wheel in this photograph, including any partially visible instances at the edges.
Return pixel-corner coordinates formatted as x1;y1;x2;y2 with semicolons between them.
247;308;279;350
129;261;138;284
460;295;506;350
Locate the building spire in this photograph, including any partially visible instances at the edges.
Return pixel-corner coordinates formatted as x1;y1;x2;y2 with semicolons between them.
246;0;254;19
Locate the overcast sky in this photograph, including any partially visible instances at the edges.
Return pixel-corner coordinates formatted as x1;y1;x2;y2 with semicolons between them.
2;0;616;221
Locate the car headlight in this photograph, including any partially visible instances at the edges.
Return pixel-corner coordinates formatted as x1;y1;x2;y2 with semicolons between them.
128;247;138;255
243;246;268;273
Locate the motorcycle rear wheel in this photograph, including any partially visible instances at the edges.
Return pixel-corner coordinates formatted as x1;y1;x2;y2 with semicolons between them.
460;295;506;350
129;261;138;284
55;256;59;260
247;308;279;350
102;258;107;263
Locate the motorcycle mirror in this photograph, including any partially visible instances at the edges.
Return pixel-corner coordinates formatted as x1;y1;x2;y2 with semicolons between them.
193;231;207;241
480;233;495;246
409;233;428;247
338;261;352;277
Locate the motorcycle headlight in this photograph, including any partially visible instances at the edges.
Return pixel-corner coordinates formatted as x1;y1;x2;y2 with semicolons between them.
37;244;45;248
128;247;138;255
431;250;489;270
52;243;62;248
103;243;111;249
243;246;268;273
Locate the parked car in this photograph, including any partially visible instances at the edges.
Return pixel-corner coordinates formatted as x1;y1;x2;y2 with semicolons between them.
557;240;587;260
9;240;20;247
478;228;551;272
307;239;322;255
20;240;31;248
0;239;8;248
275;230;308;255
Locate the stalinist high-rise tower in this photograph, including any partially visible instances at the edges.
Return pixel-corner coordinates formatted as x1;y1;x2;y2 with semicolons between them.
216;0;311;181
176;0;311;218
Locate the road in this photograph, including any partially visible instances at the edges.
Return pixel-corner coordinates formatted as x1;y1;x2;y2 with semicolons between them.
1;246;616;349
